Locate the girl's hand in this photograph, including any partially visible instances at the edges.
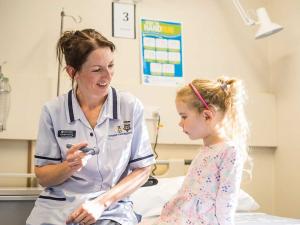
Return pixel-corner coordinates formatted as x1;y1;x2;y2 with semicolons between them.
65;143;91;172
66;200;105;225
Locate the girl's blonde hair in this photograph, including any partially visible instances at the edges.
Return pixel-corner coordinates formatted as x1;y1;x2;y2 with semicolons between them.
176;77;249;162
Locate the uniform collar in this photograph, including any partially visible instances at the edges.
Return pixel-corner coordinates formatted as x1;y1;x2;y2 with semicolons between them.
66;87;119;123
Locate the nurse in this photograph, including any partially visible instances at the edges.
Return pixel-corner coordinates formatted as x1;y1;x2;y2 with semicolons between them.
26;29;155;225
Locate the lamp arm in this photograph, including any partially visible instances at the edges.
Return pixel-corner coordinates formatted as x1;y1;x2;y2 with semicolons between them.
232;0;256;26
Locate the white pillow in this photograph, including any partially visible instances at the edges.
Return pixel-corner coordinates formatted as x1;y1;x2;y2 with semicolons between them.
236;189;260;212
131;176;260;217
131;176;184;217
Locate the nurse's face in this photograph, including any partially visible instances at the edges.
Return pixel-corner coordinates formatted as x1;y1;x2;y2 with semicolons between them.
75;47;114;99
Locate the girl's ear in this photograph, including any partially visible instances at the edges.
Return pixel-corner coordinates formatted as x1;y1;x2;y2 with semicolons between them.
66;66;76;79
202;109;214;121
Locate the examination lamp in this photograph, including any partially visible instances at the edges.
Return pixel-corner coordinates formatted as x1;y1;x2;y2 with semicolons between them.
0;62;11;132
233;0;283;39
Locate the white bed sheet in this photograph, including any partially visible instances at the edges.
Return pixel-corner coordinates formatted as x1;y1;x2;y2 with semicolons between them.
235;212;300;225
142;213;300;225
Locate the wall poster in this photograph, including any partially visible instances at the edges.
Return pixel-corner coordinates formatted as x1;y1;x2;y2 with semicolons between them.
141;19;183;86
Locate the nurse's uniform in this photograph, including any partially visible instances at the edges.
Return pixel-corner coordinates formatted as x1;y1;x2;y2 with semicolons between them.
26;87;155;225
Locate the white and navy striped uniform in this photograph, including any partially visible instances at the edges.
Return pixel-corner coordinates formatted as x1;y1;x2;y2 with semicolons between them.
26;87;155;225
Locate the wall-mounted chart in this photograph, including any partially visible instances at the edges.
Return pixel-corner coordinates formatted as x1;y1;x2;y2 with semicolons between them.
140;19;183;86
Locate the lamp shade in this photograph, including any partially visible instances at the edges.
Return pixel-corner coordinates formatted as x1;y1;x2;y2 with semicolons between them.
255;7;283;39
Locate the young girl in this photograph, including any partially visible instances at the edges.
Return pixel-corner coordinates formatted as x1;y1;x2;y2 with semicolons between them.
141;77;249;225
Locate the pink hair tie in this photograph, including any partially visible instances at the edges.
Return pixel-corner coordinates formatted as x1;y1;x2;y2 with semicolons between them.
189;83;209;110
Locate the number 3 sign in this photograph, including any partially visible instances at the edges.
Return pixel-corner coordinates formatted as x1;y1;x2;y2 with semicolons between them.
112;2;136;39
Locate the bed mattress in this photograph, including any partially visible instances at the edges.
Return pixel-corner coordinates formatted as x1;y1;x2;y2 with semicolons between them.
235;212;300;225
143;213;300;225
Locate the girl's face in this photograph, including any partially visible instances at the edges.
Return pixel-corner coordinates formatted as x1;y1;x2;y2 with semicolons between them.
175;99;213;140
74;47;114;99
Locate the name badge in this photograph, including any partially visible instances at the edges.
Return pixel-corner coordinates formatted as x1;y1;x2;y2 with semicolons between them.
58;130;76;138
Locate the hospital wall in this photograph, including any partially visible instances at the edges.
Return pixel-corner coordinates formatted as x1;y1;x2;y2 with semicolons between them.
0;0;293;217
269;0;300;218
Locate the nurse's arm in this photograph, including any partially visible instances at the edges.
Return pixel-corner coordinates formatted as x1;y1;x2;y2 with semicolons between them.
67;165;152;224
99;165;152;207
35;162;74;187
35;143;88;187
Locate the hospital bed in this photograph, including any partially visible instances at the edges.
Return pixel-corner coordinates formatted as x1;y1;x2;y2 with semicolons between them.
1;160;300;225
131;159;300;225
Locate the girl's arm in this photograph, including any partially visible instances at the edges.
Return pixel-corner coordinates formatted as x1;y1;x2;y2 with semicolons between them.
66;165;152;225
216;146;244;225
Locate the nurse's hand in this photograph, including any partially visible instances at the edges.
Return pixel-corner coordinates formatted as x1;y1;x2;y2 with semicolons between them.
66;200;105;225
65;142;91;172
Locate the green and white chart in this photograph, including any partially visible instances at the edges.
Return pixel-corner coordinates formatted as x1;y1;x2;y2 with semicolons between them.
141;19;183;86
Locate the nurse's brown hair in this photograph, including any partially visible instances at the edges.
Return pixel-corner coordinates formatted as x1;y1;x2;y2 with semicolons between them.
56;29;115;73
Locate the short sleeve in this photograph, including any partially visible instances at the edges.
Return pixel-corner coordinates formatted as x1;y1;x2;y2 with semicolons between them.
216;146;244;225
34;105;62;166
129;98;155;170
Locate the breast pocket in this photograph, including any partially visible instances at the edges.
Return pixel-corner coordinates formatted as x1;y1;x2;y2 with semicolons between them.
108;133;133;158
100;133;133;177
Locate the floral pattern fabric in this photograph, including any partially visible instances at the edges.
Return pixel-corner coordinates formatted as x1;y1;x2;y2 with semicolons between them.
152;142;244;225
